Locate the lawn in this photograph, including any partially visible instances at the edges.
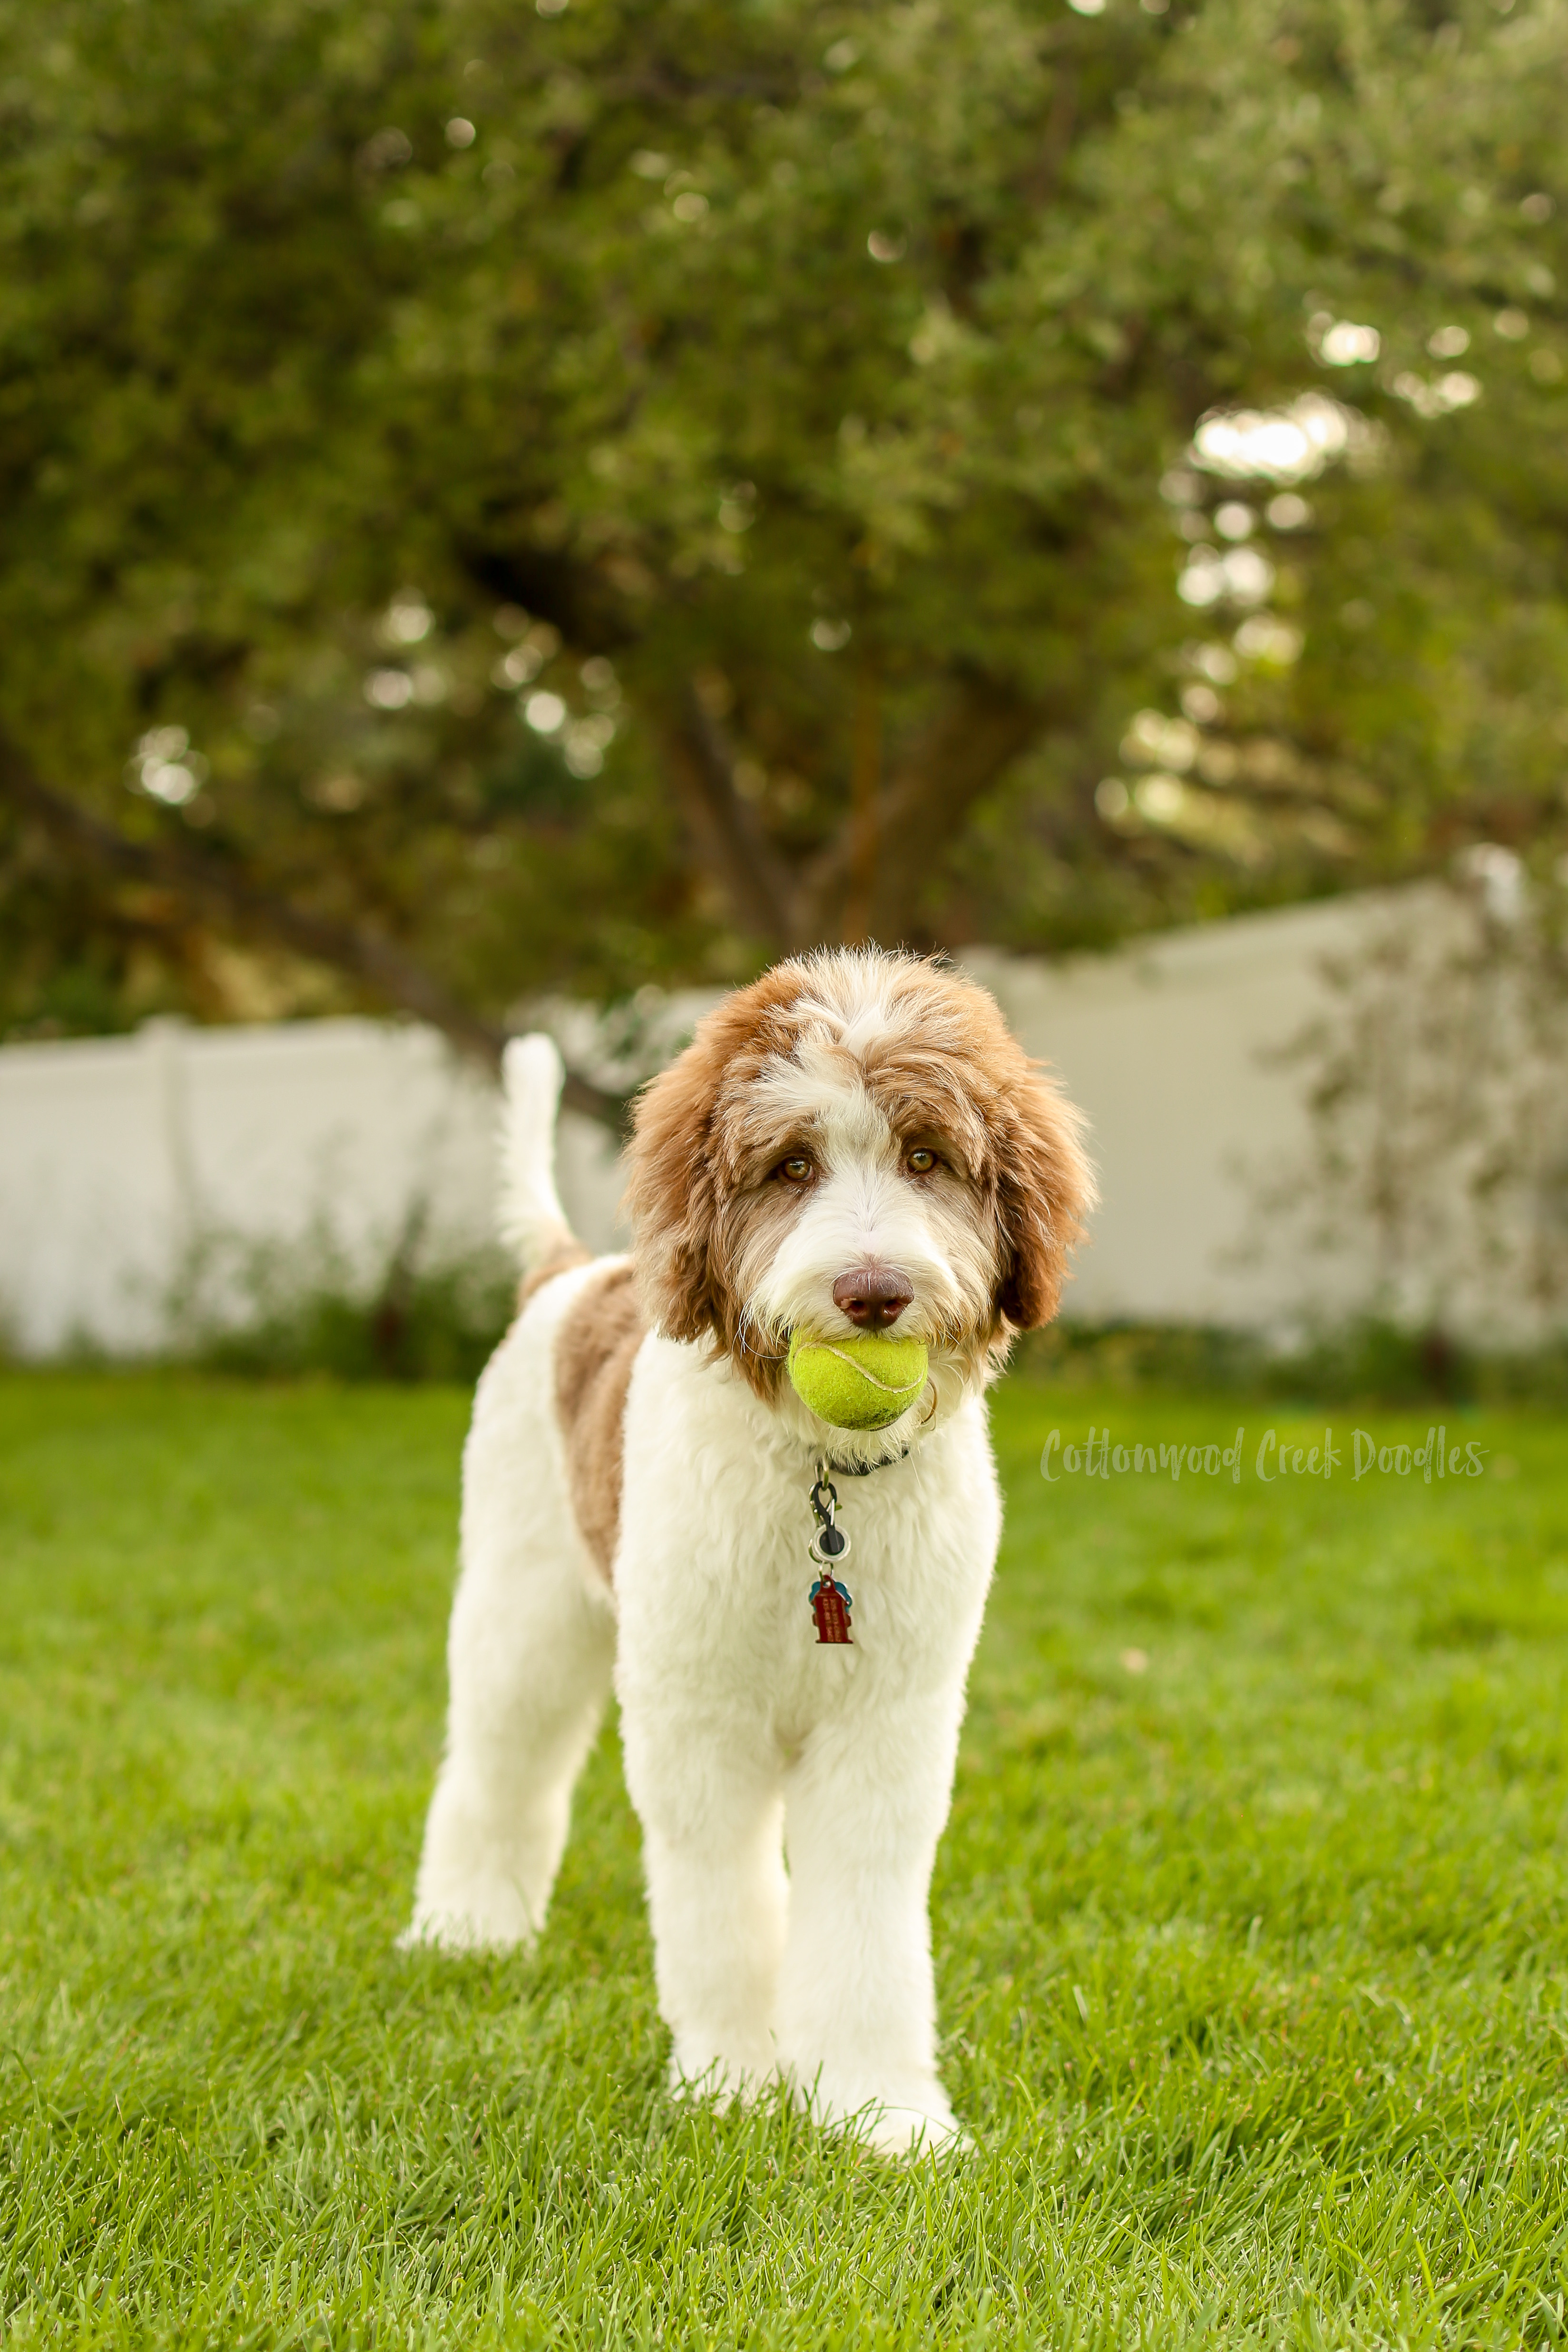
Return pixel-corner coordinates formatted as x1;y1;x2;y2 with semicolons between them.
1;1372;1566;2350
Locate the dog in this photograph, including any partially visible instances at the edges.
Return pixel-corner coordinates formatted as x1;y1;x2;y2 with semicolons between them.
406;948;1093;2153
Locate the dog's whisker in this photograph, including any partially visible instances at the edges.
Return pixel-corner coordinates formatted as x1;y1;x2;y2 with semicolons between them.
735;1302;788;1363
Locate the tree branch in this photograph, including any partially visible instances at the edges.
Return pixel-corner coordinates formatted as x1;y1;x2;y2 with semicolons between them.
796;677;1044;944
646;682;798;943
0;733;627;1132
841;662;882;947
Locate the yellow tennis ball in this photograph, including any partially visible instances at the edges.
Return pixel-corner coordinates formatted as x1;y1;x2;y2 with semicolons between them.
786;1331;930;1430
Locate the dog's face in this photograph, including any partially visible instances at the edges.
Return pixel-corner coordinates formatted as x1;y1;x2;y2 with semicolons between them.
625;950;1094;1404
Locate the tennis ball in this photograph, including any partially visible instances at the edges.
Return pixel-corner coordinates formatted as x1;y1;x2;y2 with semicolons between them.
786;1331;930;1430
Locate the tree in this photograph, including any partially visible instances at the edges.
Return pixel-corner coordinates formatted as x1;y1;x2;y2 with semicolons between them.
1;0;1564;1080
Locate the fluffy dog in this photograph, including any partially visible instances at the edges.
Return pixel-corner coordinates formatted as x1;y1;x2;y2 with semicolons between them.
406;949;1092;2153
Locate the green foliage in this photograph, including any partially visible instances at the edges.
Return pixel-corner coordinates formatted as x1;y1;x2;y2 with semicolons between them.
2;1373;1567;2344
1017;1318;1275;1396
1;0;1565;1040
164;1217;518;1384
1019;1315;1568;1402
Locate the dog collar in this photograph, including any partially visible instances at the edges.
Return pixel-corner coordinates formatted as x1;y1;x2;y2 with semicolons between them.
822;1446;909;1479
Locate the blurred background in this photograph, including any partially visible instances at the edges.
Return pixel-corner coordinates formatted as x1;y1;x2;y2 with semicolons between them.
2;0;1565;1390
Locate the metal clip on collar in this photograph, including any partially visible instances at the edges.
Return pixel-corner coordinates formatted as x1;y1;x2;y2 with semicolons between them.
807;1459;852;1570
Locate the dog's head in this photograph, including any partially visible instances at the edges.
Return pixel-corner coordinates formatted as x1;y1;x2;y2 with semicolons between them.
624;949;1093;1414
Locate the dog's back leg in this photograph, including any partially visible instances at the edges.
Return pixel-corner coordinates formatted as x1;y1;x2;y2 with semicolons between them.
403;1310;616;1953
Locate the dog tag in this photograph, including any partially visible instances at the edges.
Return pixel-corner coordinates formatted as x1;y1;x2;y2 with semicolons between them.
809;1571;853;1646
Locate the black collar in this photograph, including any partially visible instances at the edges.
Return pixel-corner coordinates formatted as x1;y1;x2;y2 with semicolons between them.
820;1445;910;1479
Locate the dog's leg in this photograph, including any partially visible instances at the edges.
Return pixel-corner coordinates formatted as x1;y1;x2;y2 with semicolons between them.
405;1547;614;1952
404;1549;614;1953
404;1324;617;1954
620;1721;787;2098
775;1694;968;2155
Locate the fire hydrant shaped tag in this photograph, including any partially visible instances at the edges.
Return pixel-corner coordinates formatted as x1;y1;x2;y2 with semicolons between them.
809;1571;853;1645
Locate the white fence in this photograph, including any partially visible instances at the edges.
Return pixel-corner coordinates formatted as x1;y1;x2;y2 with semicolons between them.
0;1016;622;1356
1;888;1552;1357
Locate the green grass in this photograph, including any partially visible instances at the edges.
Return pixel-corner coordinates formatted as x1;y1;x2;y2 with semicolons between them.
2;1374;1567;2350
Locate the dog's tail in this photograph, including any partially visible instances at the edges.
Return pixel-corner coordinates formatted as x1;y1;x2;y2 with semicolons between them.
495;1034;588;1284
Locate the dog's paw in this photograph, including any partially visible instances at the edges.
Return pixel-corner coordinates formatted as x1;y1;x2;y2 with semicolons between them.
850;2101;972;2161
667;2041;779;2108
803;2077;971;2161
397;1901;536;1956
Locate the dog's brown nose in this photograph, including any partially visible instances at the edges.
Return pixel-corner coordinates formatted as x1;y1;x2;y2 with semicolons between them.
832;1267;914;1330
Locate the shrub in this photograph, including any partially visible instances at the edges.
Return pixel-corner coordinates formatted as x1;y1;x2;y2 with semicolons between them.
165;1211;516;1384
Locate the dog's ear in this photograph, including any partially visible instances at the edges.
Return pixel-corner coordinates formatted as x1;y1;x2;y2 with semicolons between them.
993;1066;1095;1329
624;1032;728;1343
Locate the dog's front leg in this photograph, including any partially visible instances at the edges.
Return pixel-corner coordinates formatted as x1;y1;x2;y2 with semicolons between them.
775;1689;969;2155
619;1700;787;2100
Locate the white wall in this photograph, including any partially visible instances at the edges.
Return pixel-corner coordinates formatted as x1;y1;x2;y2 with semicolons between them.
964;894;1389;1332
0;1016;624;1357
0;890;1478;1358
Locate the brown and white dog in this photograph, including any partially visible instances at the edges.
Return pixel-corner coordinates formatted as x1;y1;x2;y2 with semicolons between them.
406;949;1092;2153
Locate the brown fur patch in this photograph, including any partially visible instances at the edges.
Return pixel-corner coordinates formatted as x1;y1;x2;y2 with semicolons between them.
622;962;810;1398
553;1262;644;1584
519;1234;593;1308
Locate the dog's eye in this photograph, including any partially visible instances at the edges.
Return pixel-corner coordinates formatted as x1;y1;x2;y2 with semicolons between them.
905;1147;938;1175
778;1154;814;1185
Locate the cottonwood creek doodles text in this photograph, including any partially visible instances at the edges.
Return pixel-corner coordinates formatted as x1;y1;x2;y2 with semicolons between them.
1039;1427;1491;1484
